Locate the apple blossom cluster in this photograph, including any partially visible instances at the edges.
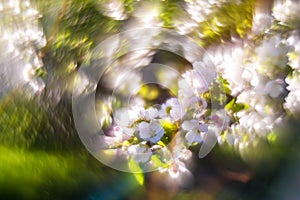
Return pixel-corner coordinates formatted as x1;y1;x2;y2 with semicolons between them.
284;33;300;114
184;0;230;23
273;0;300;27
104;61;224;177
210;37;288;151
98;0;233;34
207;0;300;152
0;0;46;95
175;0;230;34
98;0;300;177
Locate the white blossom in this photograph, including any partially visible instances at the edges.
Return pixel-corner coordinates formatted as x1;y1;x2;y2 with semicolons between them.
0;0;46;95
184;0;226;23
273;0;300;26
287;35;300;71
159;98;184;121
182;119;208;144
211;44;250;95
210;109;230;129
97;1;300;175
140;107;160;121
102;126;131;147
98;0;127;20
254;35;289;78
178;79;200;109
174;13;198;35
138;120;164;143
284;71;300;114
251;13;273;34
132;1;163;27
263;79;286;98
182;61;217;95
128;144;152;163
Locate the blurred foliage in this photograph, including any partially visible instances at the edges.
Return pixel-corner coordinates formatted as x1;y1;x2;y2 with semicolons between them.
160;119;178;145
0;144;147;200
36;0;122;64
0;92;144;200
123;0;136;14
0;146;102;200
0;91;81;151
195;0;254;46
160;1;181;28
0;92;48;148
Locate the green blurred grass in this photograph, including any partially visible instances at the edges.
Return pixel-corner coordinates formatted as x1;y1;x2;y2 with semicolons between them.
0;145;100;199
0;144;146;200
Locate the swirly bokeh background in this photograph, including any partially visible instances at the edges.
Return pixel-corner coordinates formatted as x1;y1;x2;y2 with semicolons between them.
1;0;300;199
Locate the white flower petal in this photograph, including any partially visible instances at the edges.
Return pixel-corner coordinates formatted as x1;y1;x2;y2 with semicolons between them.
182;119;199;131
149;120;161;131
170;107;183;121
226;134;235;145
114;108;131;127
185;130;202;144
138;122;151;139
198;123;208;132
161;98;184;121
123;127;135;136
149;121;164;143
128;144;152;163
134;153;151;163
149;135;161;143
178;79;194;98
147;107;159;119
154;128;164;142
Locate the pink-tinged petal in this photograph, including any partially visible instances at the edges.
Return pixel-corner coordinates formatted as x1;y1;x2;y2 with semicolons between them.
173;147;192;160
183;149;192;160
168;161;180;178
101;135;119;147
168;160;187;178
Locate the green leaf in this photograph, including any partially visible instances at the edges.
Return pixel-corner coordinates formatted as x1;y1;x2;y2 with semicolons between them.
128;158;144;186
225;98;248;113
267;132;277;144
151;155;169;169
160;120;178;144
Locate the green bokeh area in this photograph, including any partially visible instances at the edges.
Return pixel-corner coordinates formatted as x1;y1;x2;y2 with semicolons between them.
0;145;145;200
0;93;145;200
